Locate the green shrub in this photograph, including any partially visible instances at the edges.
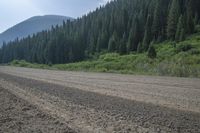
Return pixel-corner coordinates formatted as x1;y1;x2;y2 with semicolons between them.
176;43;193;53
99;53;119;62
147;45;157;58
195;25;200;33
11;60;20;65
189;49;200;55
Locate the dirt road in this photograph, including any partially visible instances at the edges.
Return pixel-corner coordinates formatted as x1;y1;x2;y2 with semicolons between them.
0;66;200;132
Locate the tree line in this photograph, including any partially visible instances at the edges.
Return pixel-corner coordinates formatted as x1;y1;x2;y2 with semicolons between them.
0;0;200;64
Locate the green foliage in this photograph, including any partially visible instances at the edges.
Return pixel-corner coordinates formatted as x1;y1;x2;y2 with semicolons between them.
176;43;193;53
10;50;200;78
147;44;157;59
143;15;152;50
119;33;127;55
137;42;143;53
167;0;180;40
157;53;200;77
195;25;200;33
189;49;200;55
1;0;200;79
175;15;185;42
186;0;195;34
10;60;49;69
108;33;117;52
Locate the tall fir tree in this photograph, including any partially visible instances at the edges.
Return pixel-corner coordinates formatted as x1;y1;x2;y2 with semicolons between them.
175;15;185;41
119;33;127;55
186;0;195;34
108;32;117;52
167;0;181;40
142;15;152;51
152;0;162;40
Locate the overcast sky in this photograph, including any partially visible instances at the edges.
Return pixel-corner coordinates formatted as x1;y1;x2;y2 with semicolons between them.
0;0;111;33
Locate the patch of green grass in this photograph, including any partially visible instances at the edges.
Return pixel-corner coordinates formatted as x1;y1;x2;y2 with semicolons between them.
9;33;200;78
10;60;50;69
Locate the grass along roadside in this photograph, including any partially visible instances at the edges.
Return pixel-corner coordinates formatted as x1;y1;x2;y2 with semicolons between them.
9;33;200;78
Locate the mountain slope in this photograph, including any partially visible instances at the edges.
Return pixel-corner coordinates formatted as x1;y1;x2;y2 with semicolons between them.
10;32;200;78
0;0;200;65
0;15;73;46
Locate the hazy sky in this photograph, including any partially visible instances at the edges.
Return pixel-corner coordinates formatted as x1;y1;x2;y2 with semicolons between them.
0;0;111;33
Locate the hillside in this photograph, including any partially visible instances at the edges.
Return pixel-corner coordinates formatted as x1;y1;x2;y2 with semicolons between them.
9;31;200;77
0;15;73;47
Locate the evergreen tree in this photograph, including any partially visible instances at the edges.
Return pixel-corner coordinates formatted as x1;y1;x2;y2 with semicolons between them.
179;28;185;41
143;15;152;51
127;27;134;53
137;42;143;53
167;0;181;40
175;15;185;41
152;0;162;39
119;33;127;55
108;33;117;52
186;0;195;34
127;17;141;52
194;13;199;26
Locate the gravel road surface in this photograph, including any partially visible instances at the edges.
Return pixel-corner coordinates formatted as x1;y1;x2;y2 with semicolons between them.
0;66;200;133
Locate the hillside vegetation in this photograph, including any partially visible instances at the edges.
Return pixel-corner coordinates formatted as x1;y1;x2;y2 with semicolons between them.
1;0;200;77
1;0;200;65
10;32;200;77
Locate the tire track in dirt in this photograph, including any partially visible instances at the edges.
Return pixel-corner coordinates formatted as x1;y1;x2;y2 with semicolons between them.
0;86;75;133
0;72;200;133
1;66;200;113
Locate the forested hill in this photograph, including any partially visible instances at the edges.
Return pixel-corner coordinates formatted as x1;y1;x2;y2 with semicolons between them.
0;15;72;47
0;0;200;64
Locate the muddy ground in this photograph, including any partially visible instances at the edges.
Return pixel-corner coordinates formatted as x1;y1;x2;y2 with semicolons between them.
0;66;200;133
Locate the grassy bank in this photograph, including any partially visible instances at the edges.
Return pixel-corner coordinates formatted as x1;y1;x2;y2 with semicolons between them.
9;33;200;78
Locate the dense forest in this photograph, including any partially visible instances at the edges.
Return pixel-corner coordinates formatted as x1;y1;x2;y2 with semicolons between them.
0;0;200;64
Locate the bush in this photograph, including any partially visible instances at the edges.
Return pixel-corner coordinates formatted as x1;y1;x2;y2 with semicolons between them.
11;60;20;65
195;25;200;33
189;49;200;55
176;43;193;53
99;53;119;62
147;45;157;58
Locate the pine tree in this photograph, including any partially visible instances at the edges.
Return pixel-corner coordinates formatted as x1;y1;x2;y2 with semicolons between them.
127;17;141;52
167;0;181;40
119;33;127;55
179;28;185;41
108;33;117;52
175;15;184;41
96;34;102;52
152;0;162;39
143;15;152;51
186;0;195;34
127;27;134;53
137;42;143;53
68;47;74;63
194;13;199;26
88;35;96;54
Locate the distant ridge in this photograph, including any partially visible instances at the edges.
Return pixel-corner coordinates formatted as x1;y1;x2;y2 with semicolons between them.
0;15;73;46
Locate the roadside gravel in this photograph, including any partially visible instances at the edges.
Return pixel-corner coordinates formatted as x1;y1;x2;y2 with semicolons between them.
0;71;200;133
